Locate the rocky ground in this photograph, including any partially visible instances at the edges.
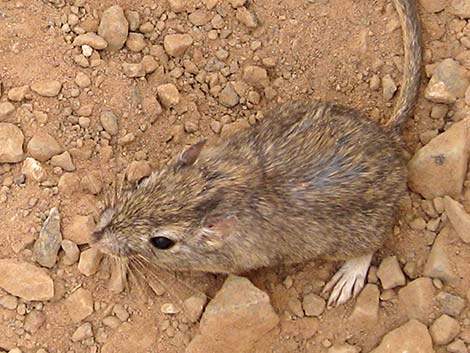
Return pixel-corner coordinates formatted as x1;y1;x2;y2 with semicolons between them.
0;0;470;352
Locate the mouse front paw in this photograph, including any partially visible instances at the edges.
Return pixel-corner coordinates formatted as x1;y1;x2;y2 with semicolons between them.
322;253;373;307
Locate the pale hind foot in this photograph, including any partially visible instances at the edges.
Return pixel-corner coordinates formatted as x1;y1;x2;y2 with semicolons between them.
322;253;373;307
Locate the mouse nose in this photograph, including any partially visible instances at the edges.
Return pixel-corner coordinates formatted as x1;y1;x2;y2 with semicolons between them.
89;229;104;245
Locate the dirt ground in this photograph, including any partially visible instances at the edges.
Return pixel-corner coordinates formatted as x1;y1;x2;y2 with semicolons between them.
0;0;469;352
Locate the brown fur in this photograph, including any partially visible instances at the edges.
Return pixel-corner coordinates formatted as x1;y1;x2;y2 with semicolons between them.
91;0;421;276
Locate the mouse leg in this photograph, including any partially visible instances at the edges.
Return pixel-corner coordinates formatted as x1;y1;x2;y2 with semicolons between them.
322;253;373;307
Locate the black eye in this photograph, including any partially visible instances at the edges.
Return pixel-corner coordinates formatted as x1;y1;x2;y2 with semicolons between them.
150;236;175;250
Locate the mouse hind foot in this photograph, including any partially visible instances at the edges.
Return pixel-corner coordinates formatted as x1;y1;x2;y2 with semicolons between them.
322;253;373;307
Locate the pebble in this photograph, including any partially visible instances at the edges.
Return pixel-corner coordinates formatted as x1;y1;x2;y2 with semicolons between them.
122;62;146;78
183;294;207;323
103;316;121;329
141;55;158;74
408;117;470;199
436;292;465;317
27;131;63;162
81;173;103;194
450;0;470;18
125;10;140;31
24;310;46;333
398;277;435;323
126;161;151;183
65;288;94;323
33;207;62;268
288;297;304;317
108;261;126;294
430;314;461;345
418;0;447;13
0;294;18;310
0;102;15;119
61;239;80;265
78;248;104;276
75;72;91;88
0;259;54;301
230;0;246;7
100;111;119;136
81;45;93;57
376;256;406;290
163;34;193;57
444;196;470;243
0;123;24;163
327;344;361;353
7;85;29;101
424;226;455;282
58;172;80;194
63;215;95;245
22;157;47;182
30;80;62;97
98;5;129;51
71;322;93;342
236;7;258;28
186;275;279;353
113;303;129;321
157;83;180;108
370;319;435;353
302;293;326;317
447;339;469;353
189;9;212;26
126;33;146;52
243;65;269;88
161;303;180;314
73;33;108;50
350;284;379;323
168;0;186;12
425;59;469;104
382;74;397;101
219;83;240;107
50;151;75;172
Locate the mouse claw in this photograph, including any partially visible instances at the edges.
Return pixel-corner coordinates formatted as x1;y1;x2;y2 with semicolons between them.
322;253;373;308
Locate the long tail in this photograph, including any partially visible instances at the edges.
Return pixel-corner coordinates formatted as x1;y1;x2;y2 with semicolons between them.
386;0;422;134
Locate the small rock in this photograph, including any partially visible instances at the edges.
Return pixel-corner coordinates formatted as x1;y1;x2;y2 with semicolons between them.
103;316;121;329
328;343;361;353
163;34;193;57
408;117;470;199
444;196;470;243
230;0;246;7
186;275;279;353
122;63;145;78
398;277;435;324
219;83;240;107
167;0;186;12
8;85;29;101
27;131;63;162
126;33;146;52
98;5;128;51
50;151;75;172
80;173;103;194
425;59;469;104
157;83;180;108
184;294;207;323
423;226;455;282
302;293;326;317
22;157;47;182
65;288;94;323
24;310;46;333
125;10;140;31
31;80;62;97
382;74;397;101
75;72;91;88
141;55;158;74
71;322;93;342
376;256;406;290
189;9;211;26
243;65;269;89
126;161;151;183
113;304;129;321
0;294;18;310
58;172;80;194
0;123;24;163
447;339;469;353
350;284;379;323
418;0;447;13
370;319;435;353
78;248;104;276
61;239;80;266
0;102;15;120
288;297;304;317
63;215;95;245
108;261;127;294
100;111;119;136
430;314;460;345
436;292;466;317
33;208;62;268
73;33;108;50
161;303;180;314
450;0;470;18
236;7;258;28
221;119;250;138
0;259;54;301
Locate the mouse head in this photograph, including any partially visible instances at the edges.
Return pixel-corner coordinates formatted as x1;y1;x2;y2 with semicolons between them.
90;140;243;272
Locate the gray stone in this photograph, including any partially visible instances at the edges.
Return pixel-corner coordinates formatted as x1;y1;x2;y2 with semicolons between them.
33;208;62;268
98;5;129;51
0;123;24;163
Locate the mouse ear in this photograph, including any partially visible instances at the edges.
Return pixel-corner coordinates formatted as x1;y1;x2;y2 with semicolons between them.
176;139;207;168
201;214;237;241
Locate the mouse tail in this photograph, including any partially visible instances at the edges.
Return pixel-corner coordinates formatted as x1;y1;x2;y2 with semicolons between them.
386;0;422;134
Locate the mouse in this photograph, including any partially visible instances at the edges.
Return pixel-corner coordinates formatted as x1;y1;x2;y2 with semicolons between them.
91;0;422;307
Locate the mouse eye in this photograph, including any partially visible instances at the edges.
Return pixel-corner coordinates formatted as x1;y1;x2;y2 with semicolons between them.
150;236;175;250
